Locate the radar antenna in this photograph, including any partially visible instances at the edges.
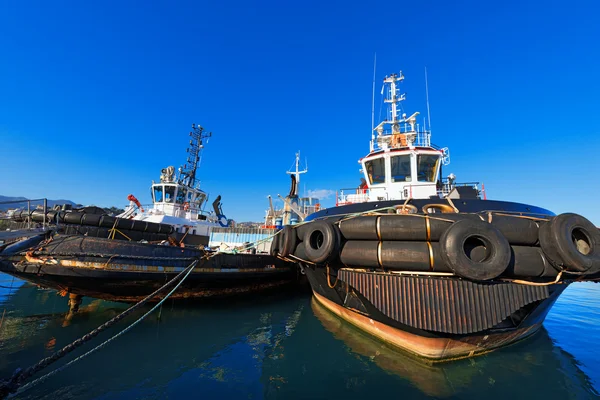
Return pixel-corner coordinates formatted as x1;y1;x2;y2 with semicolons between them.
178;123;212;189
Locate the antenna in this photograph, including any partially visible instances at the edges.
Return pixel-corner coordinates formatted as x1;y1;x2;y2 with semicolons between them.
425;66;432;133
371;53;377;132
286;151;307;196
179;123;212;189
370;53;376;151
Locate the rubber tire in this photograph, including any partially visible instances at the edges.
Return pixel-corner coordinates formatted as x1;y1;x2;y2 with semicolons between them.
293;241;308;260
46;211;58;223
539;213;600;273
81;213;103;227
99;215;117;228
131;220;148;233
280;225;298;257
440;219;511;281
270;230;282;256
295;223;312;242
115;218;134;231
145;222;161;234
64;212;84;225
303;220;338;264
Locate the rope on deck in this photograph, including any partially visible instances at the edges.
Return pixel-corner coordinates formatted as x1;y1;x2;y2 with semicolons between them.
0;256;204;399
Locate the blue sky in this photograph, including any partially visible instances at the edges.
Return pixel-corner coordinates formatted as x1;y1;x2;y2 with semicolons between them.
1;0;599;224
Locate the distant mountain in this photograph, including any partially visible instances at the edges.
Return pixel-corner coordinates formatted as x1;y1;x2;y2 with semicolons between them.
0;195;80;211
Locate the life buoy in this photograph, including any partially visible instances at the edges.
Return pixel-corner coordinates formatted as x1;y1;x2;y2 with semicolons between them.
217;214;228;227
315;203;321;211
127;194;145;212
183;202;190;211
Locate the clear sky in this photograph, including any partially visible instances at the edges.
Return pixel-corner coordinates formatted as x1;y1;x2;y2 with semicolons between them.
1;0;599;224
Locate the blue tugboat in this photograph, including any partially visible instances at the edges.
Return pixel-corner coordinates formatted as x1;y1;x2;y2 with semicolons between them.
271;71;600;361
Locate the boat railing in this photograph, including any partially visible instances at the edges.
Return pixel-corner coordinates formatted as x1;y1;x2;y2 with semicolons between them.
373;129;432;152
404;181;481;198
140;203;214;220
336;188;381;206
336;179;481;205
0;198;53;234
209;227;277;253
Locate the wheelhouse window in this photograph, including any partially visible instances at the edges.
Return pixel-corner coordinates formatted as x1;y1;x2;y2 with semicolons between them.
153;186;163;202
390;154;412;182
417;154;440;182
164;185;176;203
365;158;386;184
196;192;206;208
176;188;187;204
188;191;206;210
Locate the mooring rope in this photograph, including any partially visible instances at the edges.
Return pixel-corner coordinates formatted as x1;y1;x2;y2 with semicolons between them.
10;258;200;398
0;256;204;399
0;276;16;334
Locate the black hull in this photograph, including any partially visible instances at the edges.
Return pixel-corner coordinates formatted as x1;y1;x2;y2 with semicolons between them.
305;198;554;222
0;234;303;303
304;265;568;361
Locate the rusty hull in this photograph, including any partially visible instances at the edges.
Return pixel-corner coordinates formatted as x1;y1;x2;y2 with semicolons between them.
305;265;568;361
314;291;543;361
0;234;302;303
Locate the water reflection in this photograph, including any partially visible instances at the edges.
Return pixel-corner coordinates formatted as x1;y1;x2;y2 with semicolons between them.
309;296;599;399
0;274;598;400
0;280;307;399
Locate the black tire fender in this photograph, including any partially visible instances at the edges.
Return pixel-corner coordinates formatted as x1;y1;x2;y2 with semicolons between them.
81;213;102;227
295;223;311;242
270;230;282;256
280;225;298;257
539;213;600;273
440;219;511;281
303;220;338;264
64;212;84;225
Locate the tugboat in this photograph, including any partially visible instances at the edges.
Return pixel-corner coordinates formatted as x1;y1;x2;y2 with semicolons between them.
208;151;320;253
0;124;299;306
114;123;230;245
271;71;600;361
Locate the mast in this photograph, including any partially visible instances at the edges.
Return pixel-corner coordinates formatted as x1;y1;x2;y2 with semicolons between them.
286;151;307;196
178;123;212;189
384;72;405;134
425;67;432;133
370;53;377;152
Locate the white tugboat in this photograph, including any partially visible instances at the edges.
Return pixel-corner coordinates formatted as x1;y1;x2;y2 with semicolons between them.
116;123;228;246
271;70;600;361
335;71;478;208
0;124;302;305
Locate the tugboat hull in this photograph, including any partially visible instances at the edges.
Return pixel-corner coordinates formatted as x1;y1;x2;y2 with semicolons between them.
0;234;301;303
306;266;568;361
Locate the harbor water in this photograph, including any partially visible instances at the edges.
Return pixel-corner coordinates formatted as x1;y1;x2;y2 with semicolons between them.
0;273;598;399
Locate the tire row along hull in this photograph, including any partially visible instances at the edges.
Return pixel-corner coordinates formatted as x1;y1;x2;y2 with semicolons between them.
272;201;600;361
0;234;301;303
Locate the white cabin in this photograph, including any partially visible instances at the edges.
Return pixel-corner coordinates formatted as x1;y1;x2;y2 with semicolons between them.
337;72;480;206
117;124;224;239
